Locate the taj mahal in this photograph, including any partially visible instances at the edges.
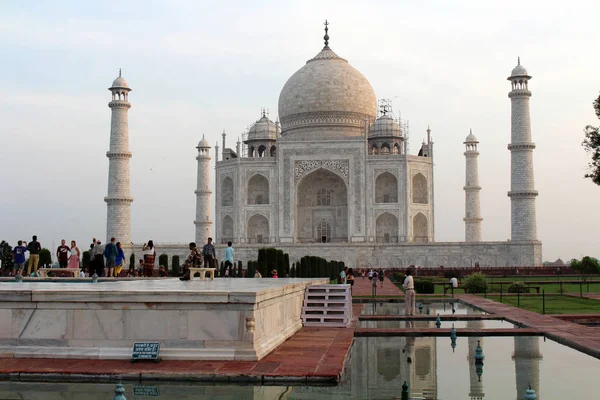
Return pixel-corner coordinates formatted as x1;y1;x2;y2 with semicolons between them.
105;25;542;269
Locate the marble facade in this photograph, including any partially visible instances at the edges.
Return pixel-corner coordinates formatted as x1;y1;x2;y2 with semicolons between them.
0;278;327;361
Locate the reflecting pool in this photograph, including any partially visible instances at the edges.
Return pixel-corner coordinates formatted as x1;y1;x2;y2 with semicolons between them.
1;334;597;399
360;301;486;316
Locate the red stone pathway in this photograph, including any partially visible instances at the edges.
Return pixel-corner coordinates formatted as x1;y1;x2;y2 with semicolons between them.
459;294;600;359
351;275;404;297
0;304;362;384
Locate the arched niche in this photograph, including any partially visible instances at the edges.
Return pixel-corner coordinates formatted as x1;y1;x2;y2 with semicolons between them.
412;173;428;204
376;212;398;243
221;177;234;206
413;212;428;243
296;168;348;243
222;215;233;243
247;174;269;205
248;214;269;244
375;172;398;203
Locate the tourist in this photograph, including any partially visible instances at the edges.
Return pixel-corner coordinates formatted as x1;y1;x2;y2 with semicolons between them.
403;269;415;315
361;270;366;281
114;241;125;277
137;259;144;276
79;269;86;278
179;242;203;281
347;268;355;288
271;269;279;278
339;266;347;284
56;239;70;268
26;235;41;276
104;237;118;278
12;240;27;276
254;269;262;278
67;240;80;269
368;269;373;281
159;265;168;277
142;240;156;277
202;237;216;268
450;274;458;288
379;269;385;288
224;241;234;276
93;240;105;277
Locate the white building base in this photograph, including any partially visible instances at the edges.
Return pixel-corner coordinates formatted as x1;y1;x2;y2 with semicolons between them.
0;278;328;361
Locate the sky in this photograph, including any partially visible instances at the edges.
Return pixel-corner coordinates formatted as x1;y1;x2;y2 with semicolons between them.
0;0;599;262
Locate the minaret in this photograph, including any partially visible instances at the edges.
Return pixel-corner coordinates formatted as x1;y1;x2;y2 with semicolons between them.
508;58;538;241
105;70;133;244
466;311;485;399
464;129;483;242
513;337;542;399
194;135;213;244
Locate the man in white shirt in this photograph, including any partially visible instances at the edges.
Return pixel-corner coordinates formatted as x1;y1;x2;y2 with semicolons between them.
450;275;459;288
402;269;415;315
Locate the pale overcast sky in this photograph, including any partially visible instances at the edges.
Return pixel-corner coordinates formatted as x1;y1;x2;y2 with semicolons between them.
1;0;598;262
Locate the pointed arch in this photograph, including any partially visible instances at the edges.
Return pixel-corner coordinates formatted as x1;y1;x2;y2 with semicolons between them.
376;212;398;243
257;145;266;157
380;143;391;154
412;173;428;204
248;214;269;244
375;172;398;203
221;176;234;206
222;215;233;243
270;145;276;157
413;212;428;243
247;174;269;205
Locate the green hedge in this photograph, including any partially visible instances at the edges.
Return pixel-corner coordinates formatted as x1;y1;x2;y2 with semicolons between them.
171;255;180;276
158;254;169;269
414;279;435;294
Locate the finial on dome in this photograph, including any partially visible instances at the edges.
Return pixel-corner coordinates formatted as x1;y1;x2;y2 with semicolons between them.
518;57;520;65
323;20;330;48
262;107;266;118
119;68;122;77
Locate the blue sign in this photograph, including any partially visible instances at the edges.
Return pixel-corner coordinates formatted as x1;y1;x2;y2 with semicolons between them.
131;342;160;361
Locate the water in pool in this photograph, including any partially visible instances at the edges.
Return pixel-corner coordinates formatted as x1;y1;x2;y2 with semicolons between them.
2;335;597;399
360;301;487;316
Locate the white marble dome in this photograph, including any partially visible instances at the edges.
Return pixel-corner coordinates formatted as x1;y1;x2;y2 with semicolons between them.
278;46;377;135
369;114;402;137
247;114;277;141
510;63;529;78
197;135;210;148
465;131;478;143
111;75;130;89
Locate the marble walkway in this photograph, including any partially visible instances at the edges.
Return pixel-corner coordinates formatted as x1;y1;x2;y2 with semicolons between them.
350;275;404;297
0;304;362;384
458;294;600;359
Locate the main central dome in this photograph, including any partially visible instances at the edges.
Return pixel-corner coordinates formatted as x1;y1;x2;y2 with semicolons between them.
278;44;377;136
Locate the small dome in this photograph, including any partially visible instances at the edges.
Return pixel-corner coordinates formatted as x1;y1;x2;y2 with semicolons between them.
197;135;210;148
510;64;528;77
465;130;478;143
247;114;277;141
369;114;402;137
111;74;130;89
278;46;377;136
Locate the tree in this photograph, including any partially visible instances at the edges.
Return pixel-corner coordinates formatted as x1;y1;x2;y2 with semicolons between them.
171;255;180;277
129;253;136;268
570;257;600;283
582;93;600;185
0;241;13;272
158;253;169;270
38;248;52;267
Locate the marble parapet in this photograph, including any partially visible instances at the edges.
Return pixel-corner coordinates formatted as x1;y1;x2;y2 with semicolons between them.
0;278;328;361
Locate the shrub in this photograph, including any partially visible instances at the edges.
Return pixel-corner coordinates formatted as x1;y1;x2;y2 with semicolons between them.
129;253;135;268
0;241;14;272
158;254;168;270
463;272;488;293
414;279;435;294
171;255;180;276
82;250;91;269
38;248;52;267
507;281;530;293
290;263;296;278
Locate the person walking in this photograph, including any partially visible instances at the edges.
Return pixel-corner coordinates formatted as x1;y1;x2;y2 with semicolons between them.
179;242;203;281
202;237;216;269
142;240;156;277
12;240;27;276
104;238;118;278
26;235;41;276
56;239;70;268
361;270;366;281
271;269;279;279
367;269;373;282
403;269;416;315
93;240;105;277
379;268;385;288
224;241;234;276
347;268;355;289
114;242;125;277
67;240;80;269
339;266;347;284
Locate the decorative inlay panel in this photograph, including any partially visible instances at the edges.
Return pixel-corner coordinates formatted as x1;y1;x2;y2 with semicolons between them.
294;160;349;184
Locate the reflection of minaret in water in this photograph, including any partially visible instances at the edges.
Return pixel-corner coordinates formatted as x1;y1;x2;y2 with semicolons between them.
513;337;542;399
466;310;485;399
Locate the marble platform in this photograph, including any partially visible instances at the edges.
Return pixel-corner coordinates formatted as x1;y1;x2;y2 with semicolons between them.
0;278;328;361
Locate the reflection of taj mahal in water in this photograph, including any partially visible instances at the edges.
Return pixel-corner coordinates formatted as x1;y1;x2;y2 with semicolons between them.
292;305;543;400
104;25;542;268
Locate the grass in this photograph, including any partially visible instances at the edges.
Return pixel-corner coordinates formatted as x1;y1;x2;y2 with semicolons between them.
394;280;600;295
483;294;600;314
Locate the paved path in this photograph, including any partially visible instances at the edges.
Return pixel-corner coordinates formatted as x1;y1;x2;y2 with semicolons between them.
459;294;600;359
351;276;404;297
0;304;362;384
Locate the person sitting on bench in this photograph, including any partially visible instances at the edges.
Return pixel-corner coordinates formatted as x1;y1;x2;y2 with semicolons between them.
179;242;203;281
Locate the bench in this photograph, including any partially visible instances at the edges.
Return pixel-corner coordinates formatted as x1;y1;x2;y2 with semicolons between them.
38;268;81;278
443;284;468;295
188;268;216;280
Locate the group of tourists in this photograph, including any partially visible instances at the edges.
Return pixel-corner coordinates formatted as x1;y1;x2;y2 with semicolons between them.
10;235;43;276
88;237;126;277
179;237;218;281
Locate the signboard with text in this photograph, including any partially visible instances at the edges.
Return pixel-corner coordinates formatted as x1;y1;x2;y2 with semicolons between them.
131;342;160;362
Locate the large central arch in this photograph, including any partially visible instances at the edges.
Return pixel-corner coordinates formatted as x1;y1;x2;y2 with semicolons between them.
296;168;348;243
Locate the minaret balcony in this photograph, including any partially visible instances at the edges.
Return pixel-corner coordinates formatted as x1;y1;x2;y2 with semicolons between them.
194;189;212;196
108;100;131;109
106;151;132;159
508;90;531;98
507;190;539;198
507;143;536;151
104;197;133;204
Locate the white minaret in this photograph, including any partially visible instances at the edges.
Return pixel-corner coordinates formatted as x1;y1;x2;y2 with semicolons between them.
194;135;212;244
466;311;485;399
513;337;542;399
464;129;482;242
508;58;538;242
105;70;133;244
